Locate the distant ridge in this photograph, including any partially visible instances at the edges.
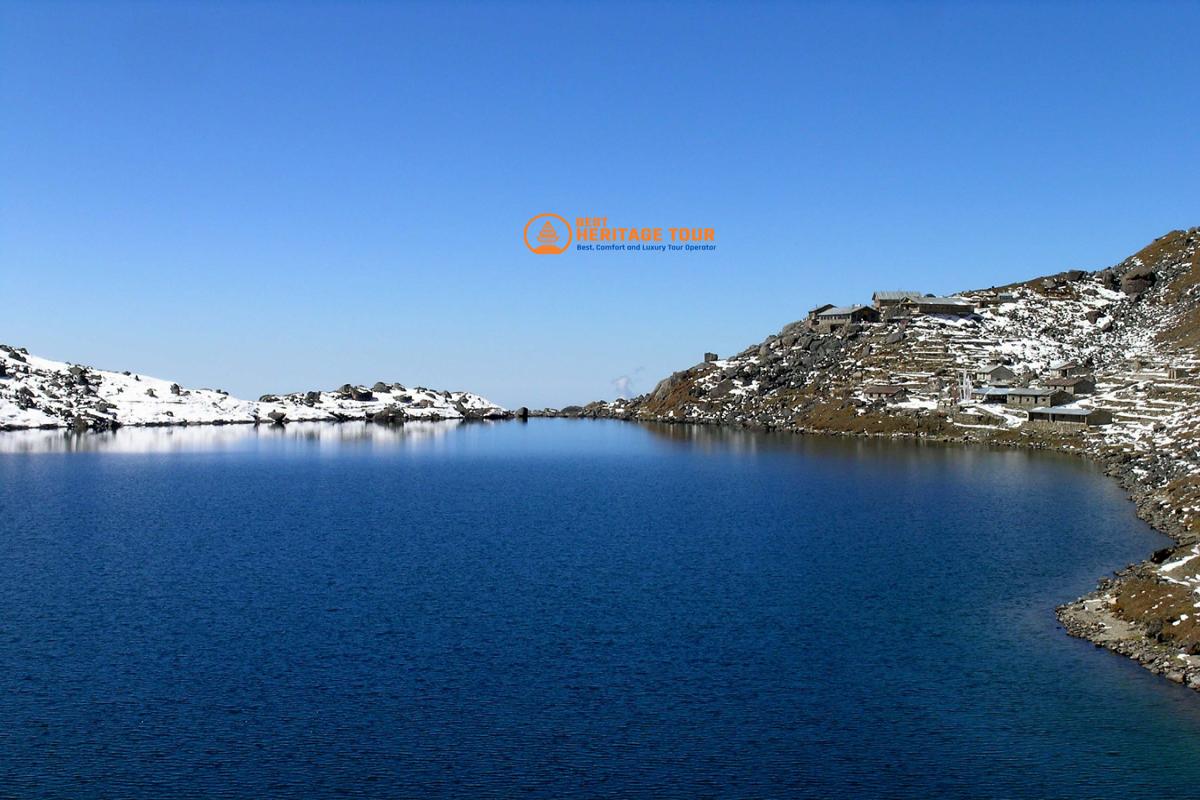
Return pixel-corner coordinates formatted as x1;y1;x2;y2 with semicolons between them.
0;346;508;430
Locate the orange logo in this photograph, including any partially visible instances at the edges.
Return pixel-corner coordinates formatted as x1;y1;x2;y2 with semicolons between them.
524;213;572;255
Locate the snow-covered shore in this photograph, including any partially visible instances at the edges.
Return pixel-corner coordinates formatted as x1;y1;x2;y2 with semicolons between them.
0;345;508;431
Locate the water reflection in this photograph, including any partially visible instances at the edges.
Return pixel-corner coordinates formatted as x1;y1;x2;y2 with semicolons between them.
0;420;478;454
640;420;1092;475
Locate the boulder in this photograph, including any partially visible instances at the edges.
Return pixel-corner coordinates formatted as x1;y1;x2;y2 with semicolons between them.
1150;547;1174;564
372;381;392;393
650;372;687;403
779;320;806;338
371;406;405;424
259;394;280;402
1121;277;1153;296
818;338;842;355
267;410;287;425
1121;264;1157;296
169;383;182;396
516;406;529;420
708;379;734;400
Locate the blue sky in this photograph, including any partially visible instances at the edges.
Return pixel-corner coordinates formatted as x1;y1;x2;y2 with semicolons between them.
2;1;1197;408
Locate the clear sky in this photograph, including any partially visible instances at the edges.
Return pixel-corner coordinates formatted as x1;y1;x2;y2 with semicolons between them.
2;1;1198;408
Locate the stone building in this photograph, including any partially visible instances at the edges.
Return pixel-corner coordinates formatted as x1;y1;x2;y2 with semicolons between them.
1045;376;1095;396
871;291;923;310
1046;360;1090;378
1026;406;1113;428
897;296;975;316
1006;388;1073;408
862;384;909;402
974;364;1017;386
816;305;880;332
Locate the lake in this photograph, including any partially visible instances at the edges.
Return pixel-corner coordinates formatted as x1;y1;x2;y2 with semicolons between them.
2;419;1199;798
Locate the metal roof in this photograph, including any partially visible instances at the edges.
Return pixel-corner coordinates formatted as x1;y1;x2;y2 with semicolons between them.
818;305;869;317
1007;388;1061;396
1048;359;1079;370
1029;405;1098;417
872;291;923;301
914;296;973;306
972;387;1011;396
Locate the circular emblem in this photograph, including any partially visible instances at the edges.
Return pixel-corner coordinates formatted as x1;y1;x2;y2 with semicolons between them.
524;213;572;255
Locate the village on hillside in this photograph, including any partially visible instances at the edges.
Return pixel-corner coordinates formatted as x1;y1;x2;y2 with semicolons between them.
797;287;1193;434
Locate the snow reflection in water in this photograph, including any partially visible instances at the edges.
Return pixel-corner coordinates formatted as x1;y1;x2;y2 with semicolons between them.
0;420;479;454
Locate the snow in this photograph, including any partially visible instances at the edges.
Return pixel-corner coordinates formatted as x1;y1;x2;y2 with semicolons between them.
894;397;938;410
0;345;506;431
1161;553;1199;573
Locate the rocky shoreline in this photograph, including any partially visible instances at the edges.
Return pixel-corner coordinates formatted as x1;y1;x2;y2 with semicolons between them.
1057;458;1200;689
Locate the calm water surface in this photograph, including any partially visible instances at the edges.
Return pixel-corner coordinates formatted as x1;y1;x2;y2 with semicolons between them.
1;419;1198;798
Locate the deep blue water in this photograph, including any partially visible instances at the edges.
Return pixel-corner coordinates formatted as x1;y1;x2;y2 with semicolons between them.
2;419;1199;798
